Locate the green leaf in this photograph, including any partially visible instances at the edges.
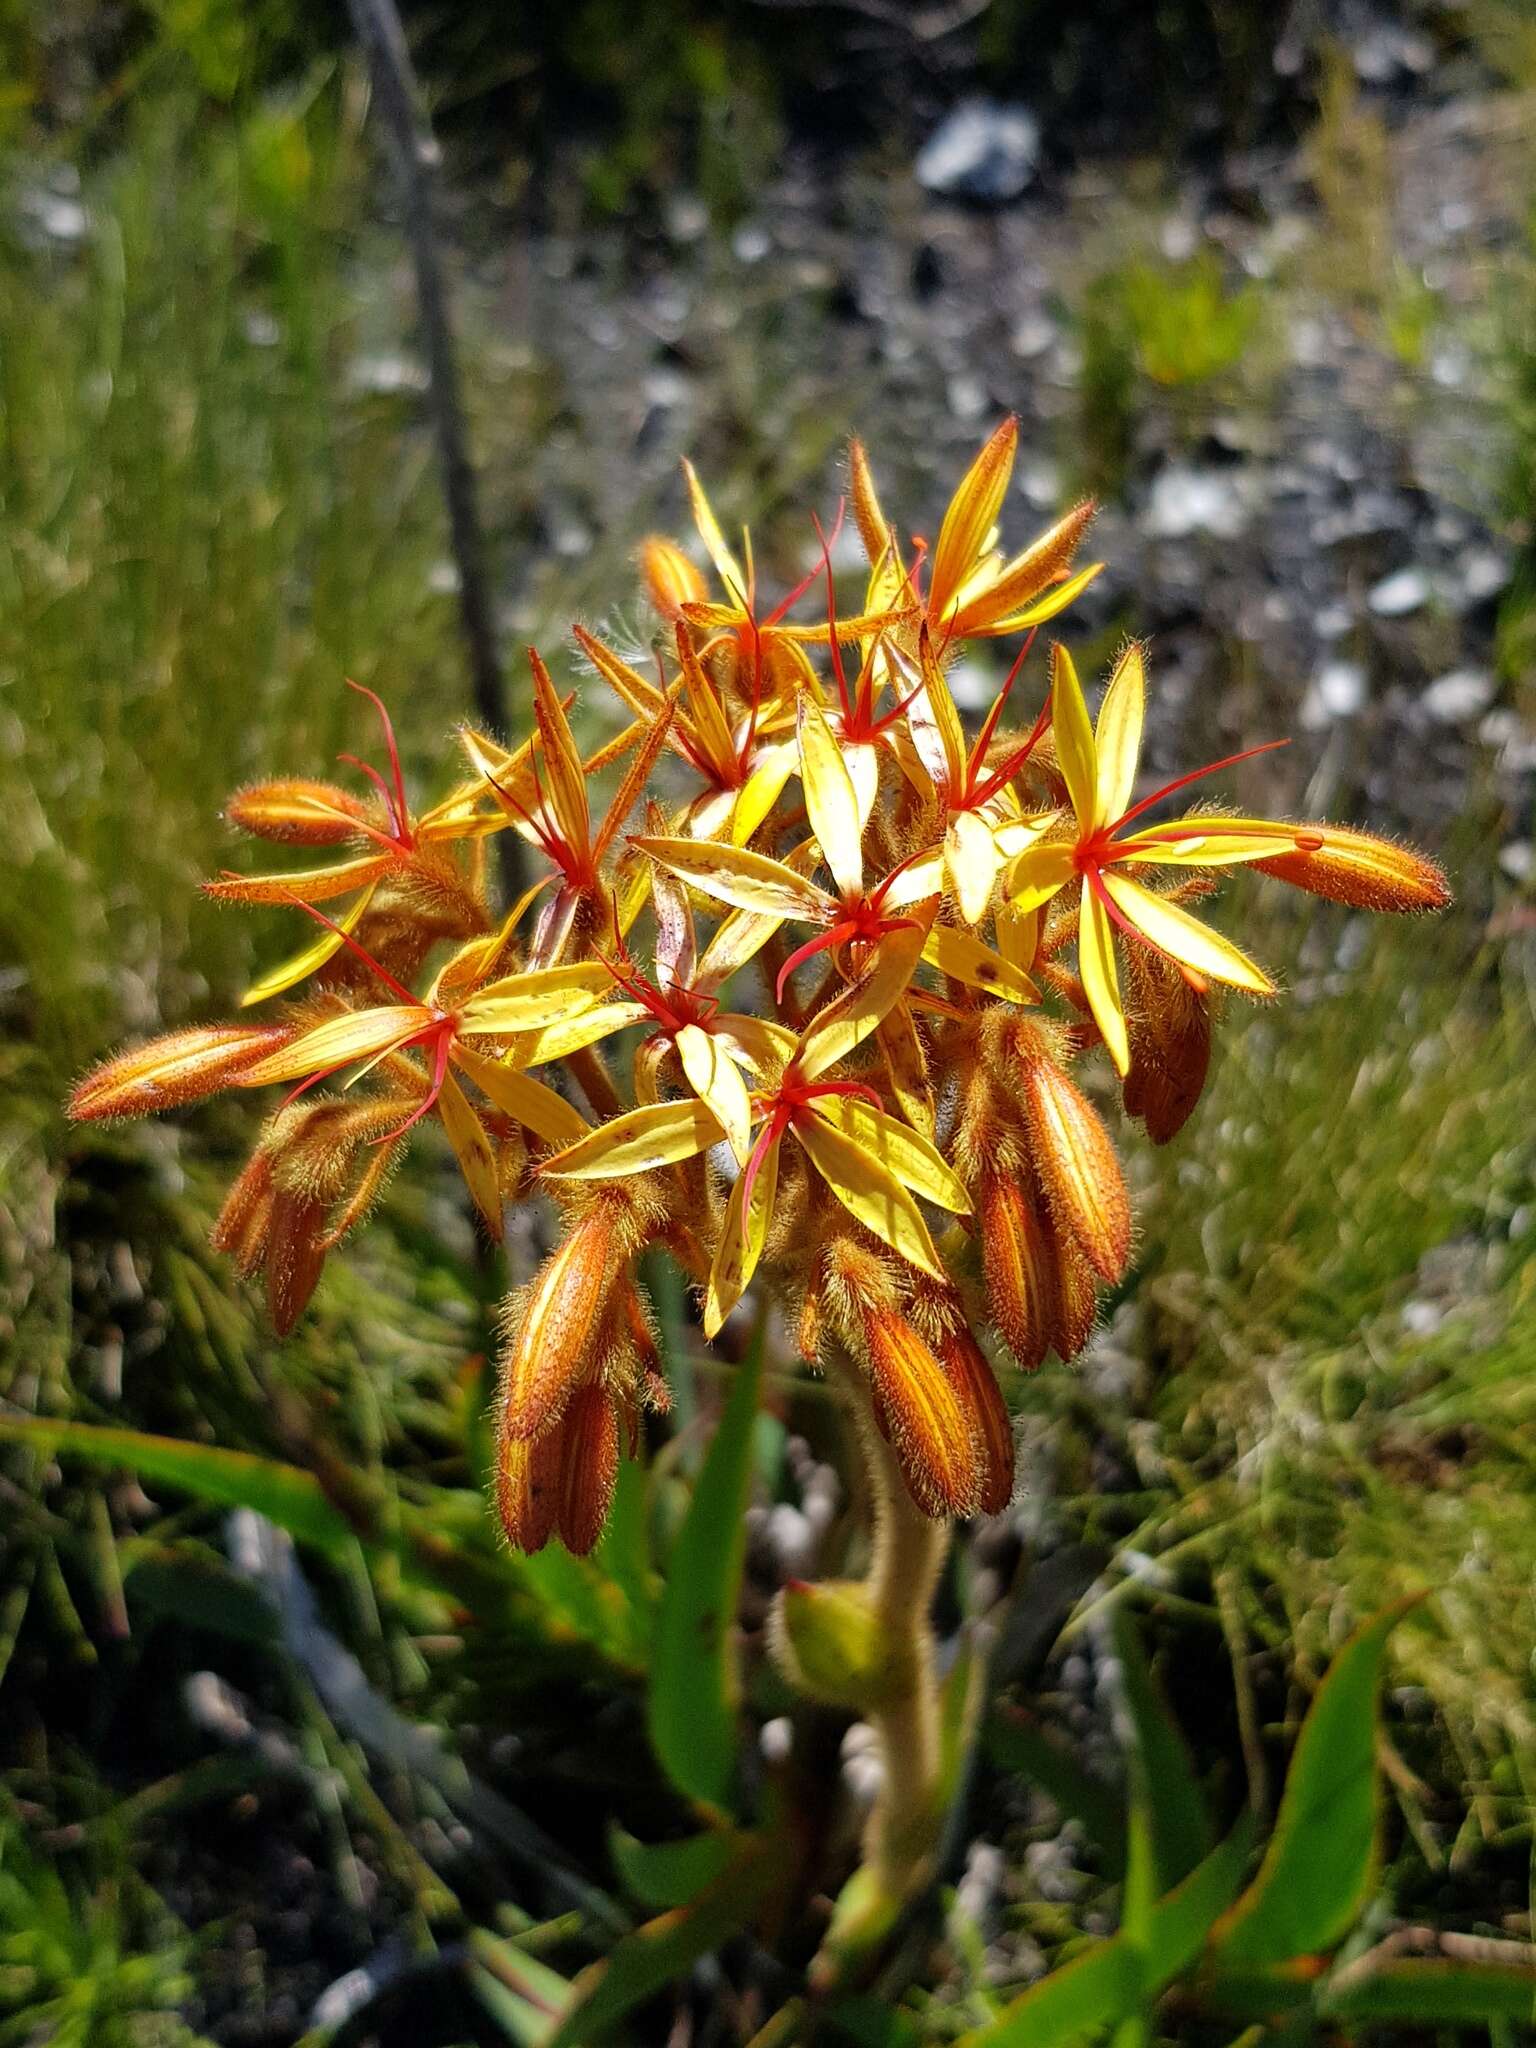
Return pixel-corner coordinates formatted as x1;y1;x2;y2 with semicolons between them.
545;1833;782;2048
1319;1959;1536;2024
960;1819;1255;2046
1211;1598;1419;1971
647;1320;763;1809
960;1936;1143;2046
0;1417;358;1560
985;1710;1127;1870
468;1928;574;2045
609;1824;737;1912
1111;1607;1212;1889
122;1547;280;1646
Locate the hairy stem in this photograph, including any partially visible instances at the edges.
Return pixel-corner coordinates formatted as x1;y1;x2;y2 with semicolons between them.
852;1388;951;1895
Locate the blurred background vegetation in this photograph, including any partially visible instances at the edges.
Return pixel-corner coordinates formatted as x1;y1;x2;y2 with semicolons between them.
2;1;1535;2041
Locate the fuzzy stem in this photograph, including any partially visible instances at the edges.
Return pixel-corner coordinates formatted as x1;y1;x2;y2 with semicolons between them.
811;1355;952;1981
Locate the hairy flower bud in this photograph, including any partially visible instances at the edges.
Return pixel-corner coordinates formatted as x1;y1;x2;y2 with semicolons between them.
980;1173;1057;1373
1013;1043;1131;1284
640;536;708;620
861;1308;981;1518
1120;944;1213;1146
497;1208;617;1444
226;779;370;844
1252;825;1451;914
68;1024;295;1122
936;1323;1014;1514
555;1384;621;1556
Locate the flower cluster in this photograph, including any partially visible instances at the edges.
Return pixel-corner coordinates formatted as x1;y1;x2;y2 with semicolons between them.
70;421;1449;1553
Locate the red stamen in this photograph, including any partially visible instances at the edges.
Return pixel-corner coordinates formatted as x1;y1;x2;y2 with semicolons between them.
281;893;421;1005
776;921;853;1003
739;1113;783;1220
374;1024;454;1143
1110;740;1291;837
345;681;411;843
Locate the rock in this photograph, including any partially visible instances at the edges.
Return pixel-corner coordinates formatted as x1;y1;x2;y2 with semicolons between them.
1422;668;1495;723
916;100;1040;204
1143;465;1251;541
1368;566;1431;617
1300;660;1367;728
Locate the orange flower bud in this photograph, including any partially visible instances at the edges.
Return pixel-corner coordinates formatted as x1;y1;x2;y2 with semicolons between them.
211;1149;277;1273
1051;1228;1099;1362
226;779;370;844
264;1191;329;1337
1120;946;1212;1146
640;536;708;620
861;1308;981;1518
1014;1049;1131;1284
937;1323;1014;1514
1252;825;1450;914
496;1420;562;1554
981;1174;1057;1373
554;1384;621;1556
497;1207;617;1442
69;1025;295;1122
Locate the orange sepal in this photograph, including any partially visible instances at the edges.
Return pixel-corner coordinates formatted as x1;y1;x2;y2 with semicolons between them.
226;780;371;845
497;1209;616;1441
1252;824;1451;913
861;1308;982;1518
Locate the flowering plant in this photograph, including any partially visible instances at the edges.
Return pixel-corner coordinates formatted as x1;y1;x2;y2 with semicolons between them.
70;420;1448;1970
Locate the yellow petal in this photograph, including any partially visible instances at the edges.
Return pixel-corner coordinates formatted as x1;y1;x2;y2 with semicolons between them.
204;852;392;908
798;905;935;1081
798;691;866;898
841;737;881;835
456;962;610;1035
710;1012;798;1076
541;1098;726;1179
1100;869;1275;994
792;1112;943;1279
908;627;967;791
1049;643;1097;826
929;417;1017;624
1093;642;1145;828
964;559;1104;638
436;1068;503;1239
570;624;670;726
1004;839;1077;916
682;458;749;605
239;881;380;1007
451;1045;591;1147
955;499;1096;626
877;846;947;909
675;626;740;783
995;899;1041;975
946;809;1003;925
731;738;798;846
992;811;1058;860
922;922;1038;1004
237;1005;428;1086
676;1022;754;1164
703;1134;779;1338
1078;878;1129;1076
512;1000;650;1068
1120;816;1321;868
806;1097;970;1212
875;1001;934;1136
527;648;590;856
633;834;834;923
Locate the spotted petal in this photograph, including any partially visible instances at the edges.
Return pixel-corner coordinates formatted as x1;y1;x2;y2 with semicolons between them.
806;1096;970;1213
542;1099;725;1180
792;1112;943;1279
1100;869;1275;994
676;1022;753;1164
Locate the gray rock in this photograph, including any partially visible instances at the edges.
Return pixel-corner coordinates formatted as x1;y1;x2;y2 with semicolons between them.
916;100;1040;204
1368;567;1431;617
1422;668;1495;724
1143;465;1251;541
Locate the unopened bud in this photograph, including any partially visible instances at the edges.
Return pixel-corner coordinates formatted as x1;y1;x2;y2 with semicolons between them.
69;1025;295;1122
1252;825;1450;914
497;1207;617;1442
226;779;370;844
640;536;707;620
1121;945;1212;1146
861;1309;981;1518
981;1174;1057;1374
1014;1049;1131;1284
769;1578;892;1710
555;1384;621;1556
937;1324;1015;1515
